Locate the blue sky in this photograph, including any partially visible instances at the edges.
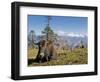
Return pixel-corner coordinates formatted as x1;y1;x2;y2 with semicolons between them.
28;15;88;37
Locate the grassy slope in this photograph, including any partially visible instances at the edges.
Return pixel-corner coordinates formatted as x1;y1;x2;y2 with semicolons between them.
28;48;88;66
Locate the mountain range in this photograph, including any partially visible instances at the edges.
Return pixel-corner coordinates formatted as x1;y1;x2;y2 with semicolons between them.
33;35;88;48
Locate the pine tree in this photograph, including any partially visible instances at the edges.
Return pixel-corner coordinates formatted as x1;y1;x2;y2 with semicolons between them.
80;40;84;48
42;16;57;41
28;30;36;48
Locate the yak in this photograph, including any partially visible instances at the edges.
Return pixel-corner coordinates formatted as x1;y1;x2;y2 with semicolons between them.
34;40;57;63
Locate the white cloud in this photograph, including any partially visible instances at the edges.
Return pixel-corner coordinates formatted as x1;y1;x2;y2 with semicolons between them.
56;30;66;36
56;30;87;38
67;33;85;38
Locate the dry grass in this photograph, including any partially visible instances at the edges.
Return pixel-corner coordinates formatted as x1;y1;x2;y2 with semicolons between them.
28;48;88;66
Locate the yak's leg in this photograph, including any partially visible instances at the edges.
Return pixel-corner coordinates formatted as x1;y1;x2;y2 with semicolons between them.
46;56;48;61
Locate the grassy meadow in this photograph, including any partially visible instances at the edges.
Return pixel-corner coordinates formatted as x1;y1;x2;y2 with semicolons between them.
28;48;88;66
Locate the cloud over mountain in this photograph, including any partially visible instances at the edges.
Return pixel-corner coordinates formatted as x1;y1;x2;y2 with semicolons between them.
56;30;87;38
